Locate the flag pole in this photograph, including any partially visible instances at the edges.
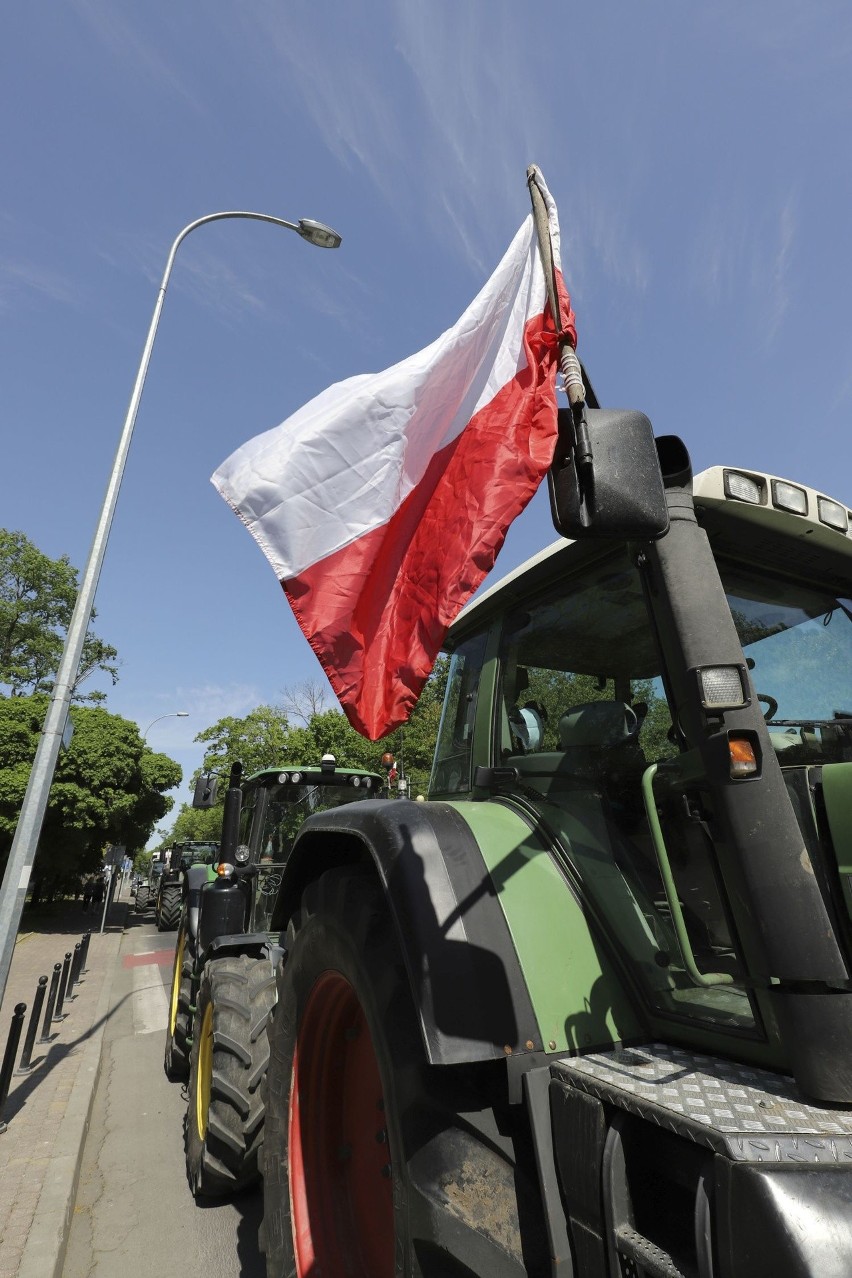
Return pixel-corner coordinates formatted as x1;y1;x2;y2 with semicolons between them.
526;165;593;471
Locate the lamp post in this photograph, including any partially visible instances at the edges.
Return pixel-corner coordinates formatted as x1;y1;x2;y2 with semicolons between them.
0;210;342;1013
143;711;189;741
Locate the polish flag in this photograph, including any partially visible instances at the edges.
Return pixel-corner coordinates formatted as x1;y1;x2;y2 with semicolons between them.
212;188;574;740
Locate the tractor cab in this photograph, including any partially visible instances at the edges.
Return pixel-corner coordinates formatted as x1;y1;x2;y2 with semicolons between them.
433;457;852;1097
235;758;383;934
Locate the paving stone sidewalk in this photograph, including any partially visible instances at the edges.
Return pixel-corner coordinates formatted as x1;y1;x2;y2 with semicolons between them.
0;893;129;1278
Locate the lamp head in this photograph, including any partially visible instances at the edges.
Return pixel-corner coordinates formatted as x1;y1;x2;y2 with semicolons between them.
297;219;342;249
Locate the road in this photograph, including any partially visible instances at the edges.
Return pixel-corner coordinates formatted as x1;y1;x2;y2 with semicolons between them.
62;910;265;1278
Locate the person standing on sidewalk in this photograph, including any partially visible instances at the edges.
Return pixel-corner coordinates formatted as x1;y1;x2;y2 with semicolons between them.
91;876;105;910
82;877;94;913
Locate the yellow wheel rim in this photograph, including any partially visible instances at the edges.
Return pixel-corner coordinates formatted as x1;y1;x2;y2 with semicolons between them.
195;1002;213;1140
169;928;185;1036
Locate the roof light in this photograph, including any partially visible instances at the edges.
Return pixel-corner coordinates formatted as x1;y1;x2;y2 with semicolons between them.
817;496;848;532
724;470;763;504
771;479;808;516
729;736;758;778
351;776;361;786
698;665;747;710
290;772;302;784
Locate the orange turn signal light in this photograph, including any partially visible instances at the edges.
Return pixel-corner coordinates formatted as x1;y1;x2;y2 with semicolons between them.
216;862;234;877
729;736;758;778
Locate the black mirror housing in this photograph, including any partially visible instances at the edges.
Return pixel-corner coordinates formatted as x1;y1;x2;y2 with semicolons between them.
548;407;669;540
193;774;219;809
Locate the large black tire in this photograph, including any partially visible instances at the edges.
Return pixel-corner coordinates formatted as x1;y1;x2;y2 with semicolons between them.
164;923;193;1081
157;883;182;931
261;867;548;1278
185;953;276;1198
134;884;151;913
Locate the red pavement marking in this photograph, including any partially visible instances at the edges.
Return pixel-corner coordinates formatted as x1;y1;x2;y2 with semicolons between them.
122;949;174;968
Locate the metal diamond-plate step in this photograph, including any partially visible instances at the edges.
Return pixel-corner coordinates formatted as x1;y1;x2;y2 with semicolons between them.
552;1042;852;1164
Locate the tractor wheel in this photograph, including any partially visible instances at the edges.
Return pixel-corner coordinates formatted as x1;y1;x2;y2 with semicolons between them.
185;953;276;1198
157;884;182;932
134;885;150;913
261;867;548;1278
164;923;193;1080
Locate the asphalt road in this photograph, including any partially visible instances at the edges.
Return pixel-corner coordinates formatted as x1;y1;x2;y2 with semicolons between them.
62;910;265;1278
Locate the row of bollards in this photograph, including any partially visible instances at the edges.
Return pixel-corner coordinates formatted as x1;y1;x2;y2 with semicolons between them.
0;932;92;1133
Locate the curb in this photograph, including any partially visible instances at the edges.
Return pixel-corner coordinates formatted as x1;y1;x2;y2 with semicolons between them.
16;907;129;1278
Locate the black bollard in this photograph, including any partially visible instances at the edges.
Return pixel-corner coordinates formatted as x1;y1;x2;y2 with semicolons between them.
70;942;83;990
40;964;62;1042
0;1004;27;1132
54;952;72;1020
17;977;48;1073
79;931;91;975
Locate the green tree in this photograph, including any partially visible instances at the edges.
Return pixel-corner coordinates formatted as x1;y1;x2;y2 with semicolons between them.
194;704;292;780
169;803;223;844
0;529;119;702
0;695;181;896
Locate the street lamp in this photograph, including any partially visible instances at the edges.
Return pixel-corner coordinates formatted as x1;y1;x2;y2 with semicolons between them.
0;209;342;1013
144;711;189;741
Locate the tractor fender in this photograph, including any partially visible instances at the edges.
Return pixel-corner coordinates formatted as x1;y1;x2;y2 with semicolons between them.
273;797;542;1066
202;933;284;968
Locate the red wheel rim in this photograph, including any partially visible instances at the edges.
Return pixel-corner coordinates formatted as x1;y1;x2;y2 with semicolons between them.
288;970;394;1276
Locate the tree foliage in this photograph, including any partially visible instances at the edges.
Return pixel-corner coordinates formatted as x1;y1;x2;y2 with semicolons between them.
0;695;182;891
0;529;119;702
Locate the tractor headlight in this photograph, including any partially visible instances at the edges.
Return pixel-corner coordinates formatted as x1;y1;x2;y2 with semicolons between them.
697;665;748;710
817;497;848;532
771;479;808;516
723;470;764;504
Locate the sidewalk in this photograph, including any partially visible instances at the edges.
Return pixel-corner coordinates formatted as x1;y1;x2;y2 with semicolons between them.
0;894;128;1278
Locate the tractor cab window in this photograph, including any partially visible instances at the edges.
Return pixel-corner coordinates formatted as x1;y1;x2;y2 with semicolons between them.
495;550;757;1034
430;632;488;796
719;564;852;765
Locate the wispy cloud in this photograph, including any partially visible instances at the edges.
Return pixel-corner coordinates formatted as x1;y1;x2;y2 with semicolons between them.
763;197;796;345
0;257;75;311
689;190;798;347
98;229;268;324
68;0;204;113
171;681;266;728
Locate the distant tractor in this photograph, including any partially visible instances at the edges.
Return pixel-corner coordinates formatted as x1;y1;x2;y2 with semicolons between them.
154;840;219;932
132;855;165;914
164;757;383;1200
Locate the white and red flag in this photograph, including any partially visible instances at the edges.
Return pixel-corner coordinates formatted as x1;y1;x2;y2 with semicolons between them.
212;183;574;740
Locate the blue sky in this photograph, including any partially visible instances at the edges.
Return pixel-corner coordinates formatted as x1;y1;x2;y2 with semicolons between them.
3;1;852;825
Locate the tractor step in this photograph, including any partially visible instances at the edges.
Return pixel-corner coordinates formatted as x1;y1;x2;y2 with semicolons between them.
551;1041;852;1162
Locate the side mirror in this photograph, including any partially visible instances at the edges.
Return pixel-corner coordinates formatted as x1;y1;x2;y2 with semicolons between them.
193;774;218;809
548;407;669;540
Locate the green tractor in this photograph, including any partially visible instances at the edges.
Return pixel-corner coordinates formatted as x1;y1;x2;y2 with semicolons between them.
163;756;383;1199
132;854;165;914
154;840;219;932
253;419;852;1275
